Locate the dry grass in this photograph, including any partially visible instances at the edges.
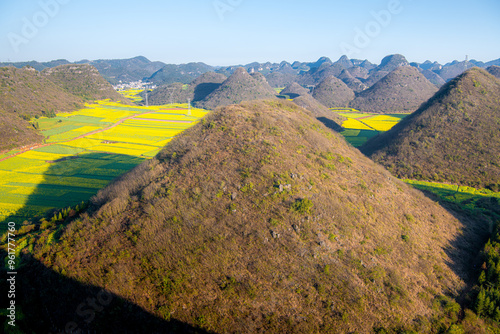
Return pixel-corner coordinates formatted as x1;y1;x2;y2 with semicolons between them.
363;68;500;190
15;100;477;333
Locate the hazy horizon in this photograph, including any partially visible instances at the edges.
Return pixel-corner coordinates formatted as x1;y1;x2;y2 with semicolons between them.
1;0;499;66
1;53;499;69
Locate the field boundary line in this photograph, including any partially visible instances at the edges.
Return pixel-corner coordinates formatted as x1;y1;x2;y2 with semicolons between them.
0;108;193;162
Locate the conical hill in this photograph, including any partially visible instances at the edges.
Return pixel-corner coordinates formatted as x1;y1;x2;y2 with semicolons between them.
350;66;438;113
196;67;277;109
362;68;500;189
21;100;474;333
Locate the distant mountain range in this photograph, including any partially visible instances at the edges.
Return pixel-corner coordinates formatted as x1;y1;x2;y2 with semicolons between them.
3;55;499;90
4;53;499;117
0;56;166;85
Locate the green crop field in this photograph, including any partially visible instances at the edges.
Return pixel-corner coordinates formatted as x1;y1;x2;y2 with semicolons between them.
0;100;208;231
118;89;144;102
404;179;500;221
332;109;410;147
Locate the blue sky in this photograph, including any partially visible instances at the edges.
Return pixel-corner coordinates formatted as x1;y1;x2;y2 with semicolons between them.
0;0;499;66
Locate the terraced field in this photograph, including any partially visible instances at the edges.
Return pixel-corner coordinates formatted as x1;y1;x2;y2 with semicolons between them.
332;109;408;147
0;99;208;230
118;89;144;103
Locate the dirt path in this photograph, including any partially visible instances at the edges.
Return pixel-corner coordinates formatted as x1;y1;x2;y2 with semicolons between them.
0;109;191;163
0;143;53;162
136;118;193;123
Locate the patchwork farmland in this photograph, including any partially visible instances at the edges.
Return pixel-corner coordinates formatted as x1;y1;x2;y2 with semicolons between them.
331;108;500;219
332;109;408;147
0;99;208;230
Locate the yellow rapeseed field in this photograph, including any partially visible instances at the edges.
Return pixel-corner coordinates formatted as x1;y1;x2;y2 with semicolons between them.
0;100;209;230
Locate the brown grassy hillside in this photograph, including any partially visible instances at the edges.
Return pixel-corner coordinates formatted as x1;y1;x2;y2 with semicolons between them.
338;69;368;93
420;69;446;87
0;111;43;151
350;66;438;113
280;82;310;98
42;64;128;103
147;72;227;105
292;94;346;130
362;68;500;190
15;100;480;333
297;63;345;86
0;66;83;117
363;54;410;87
196;68;277;109
0;66;84;151
265;72;298;88
146;82;191;105
312;75;355;108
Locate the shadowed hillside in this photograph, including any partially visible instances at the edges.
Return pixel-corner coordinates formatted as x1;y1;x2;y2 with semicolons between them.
362;68;500;189
488;65;500;79
0;151;215;333
0;250;210;333
437;61;476;81
292;94;346;130
335;55;354;69
350;66;438;113
279;82;310;98
12;100;488;333
147;72;227;105
195;68;277;109
338;69;368;93
420;69;446;87
191;72;229;101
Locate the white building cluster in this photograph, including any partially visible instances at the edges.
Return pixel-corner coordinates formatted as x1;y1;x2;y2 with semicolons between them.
113;80;156;91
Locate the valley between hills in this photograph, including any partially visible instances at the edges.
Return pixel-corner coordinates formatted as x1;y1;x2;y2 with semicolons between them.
1;54;500;333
